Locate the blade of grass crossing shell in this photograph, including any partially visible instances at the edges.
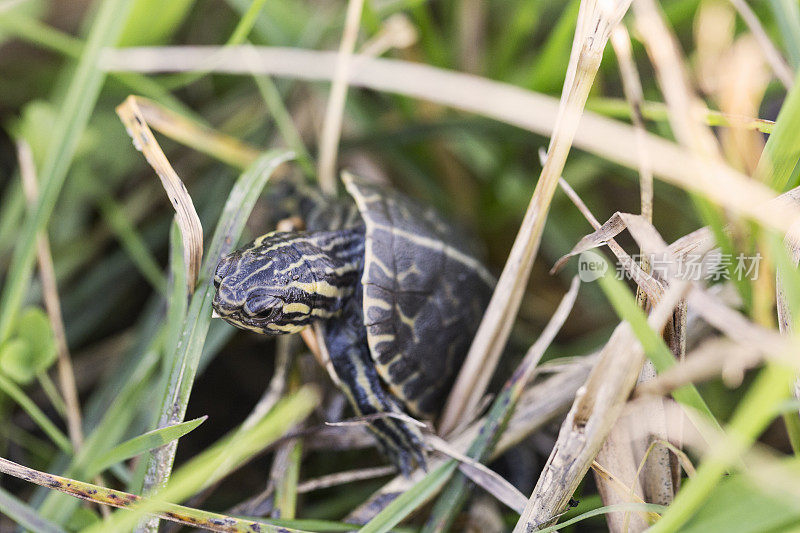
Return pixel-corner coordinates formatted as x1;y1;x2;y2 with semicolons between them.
0;0;134;344
84;387;318;533
138;150;294;504
423;277;581;532
358;461;459;533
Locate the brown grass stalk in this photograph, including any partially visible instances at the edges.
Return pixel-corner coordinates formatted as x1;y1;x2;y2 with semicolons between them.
99;45;800;236
347;358;594;523
607;24;676;515
16;141;83;450
439;0;633;435
728;0;794;89
316;0;364;195
512;278;689;532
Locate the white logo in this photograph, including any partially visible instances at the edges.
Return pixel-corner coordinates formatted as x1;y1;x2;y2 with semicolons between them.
577;250;607;282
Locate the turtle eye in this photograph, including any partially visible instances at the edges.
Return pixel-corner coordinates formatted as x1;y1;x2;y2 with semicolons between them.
244;293;280;319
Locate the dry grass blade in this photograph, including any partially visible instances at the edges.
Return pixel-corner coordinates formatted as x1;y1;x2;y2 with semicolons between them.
554;206;789;358
296;466;396;494
550;203;666;302
591;460;660;523
439;0;632;435
98;45;800;235
635;338;765;395
116;95;203;291
728;0;794;89
426;435;527;514
513;278;689;532
132;96;261;168
316;0;364;194
610;25;653;222
16;141;83;450
347;358;594;524
357;14;417;59
592;425;650;533
686;289;787;356
423;276;580;531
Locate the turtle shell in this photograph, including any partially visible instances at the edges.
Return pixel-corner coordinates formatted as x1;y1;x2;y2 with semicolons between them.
342;172;495;417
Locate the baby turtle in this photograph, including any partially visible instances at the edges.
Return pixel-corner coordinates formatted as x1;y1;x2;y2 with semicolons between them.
212;172;494;474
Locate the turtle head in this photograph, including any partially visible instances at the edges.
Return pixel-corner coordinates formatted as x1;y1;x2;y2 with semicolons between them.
211;231;360;335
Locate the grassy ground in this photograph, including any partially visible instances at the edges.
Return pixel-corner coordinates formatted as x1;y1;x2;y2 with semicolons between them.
1;0;800;531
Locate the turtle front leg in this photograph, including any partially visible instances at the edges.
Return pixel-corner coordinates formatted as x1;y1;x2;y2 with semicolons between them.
322;298;426;476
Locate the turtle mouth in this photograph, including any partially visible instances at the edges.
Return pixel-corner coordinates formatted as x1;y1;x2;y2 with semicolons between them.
213;308;283;335
211;295;286;335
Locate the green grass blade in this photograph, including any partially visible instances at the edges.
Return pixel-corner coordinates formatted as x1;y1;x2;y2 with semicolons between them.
537;503;667;533
82;387;319;533
424;278;580;532
35;348;161;524
595;267;720;428
139;150;294;498
261;518;364;532
359;461;459;533
0;373;71;454
768;0;800;68
118;0;197;46
0;485;66;533
0;180;23;257
0;10;83;57
253;74;315;175
163;0;269;90
0;0;134;344
274;439;303;519
0;10;200;117
651;362;796;532
756;69;800;192
95;188;167;295
84;416;206;476
521;0;579;92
